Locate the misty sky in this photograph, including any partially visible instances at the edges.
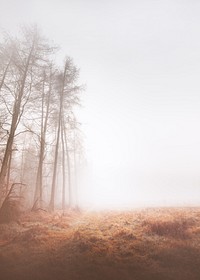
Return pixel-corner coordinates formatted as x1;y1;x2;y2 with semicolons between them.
1;0;200;208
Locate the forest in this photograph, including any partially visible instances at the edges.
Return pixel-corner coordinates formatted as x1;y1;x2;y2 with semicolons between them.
1;25;200;280
0;26;83;219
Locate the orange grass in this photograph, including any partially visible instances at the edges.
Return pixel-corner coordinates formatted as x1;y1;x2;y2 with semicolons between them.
0;208;200;280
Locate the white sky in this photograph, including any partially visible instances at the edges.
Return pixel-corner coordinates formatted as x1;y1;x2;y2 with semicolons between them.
1;0;200;208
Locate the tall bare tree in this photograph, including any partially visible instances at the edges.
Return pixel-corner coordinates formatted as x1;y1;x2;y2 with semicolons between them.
0;27;83;212
0;27;54;203
33;66;55;208
49;58;81;211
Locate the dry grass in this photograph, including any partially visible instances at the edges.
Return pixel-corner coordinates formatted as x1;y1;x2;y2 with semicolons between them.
144;218;192;238
0;199;22;224
0;207;200;280
0;183;25;224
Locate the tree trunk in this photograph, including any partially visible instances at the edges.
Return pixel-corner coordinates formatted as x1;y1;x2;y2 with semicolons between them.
34;70;52;208
63;124;72;207
61;118;66;211
5;153;12;195
0;57;12;92
49;115;61;211
49;65;68;211
73;130;78;207
0;39;35;201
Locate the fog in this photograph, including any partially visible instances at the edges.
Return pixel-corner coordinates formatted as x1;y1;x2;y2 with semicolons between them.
1;0;200;209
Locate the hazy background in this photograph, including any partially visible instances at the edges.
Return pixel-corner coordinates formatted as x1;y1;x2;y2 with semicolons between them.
1;0;200;208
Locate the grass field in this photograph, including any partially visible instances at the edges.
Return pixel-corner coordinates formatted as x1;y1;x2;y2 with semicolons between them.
0;207;200;280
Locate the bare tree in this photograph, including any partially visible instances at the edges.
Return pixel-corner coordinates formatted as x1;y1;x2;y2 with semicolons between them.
0;27;83;212
61;116;67;210
33;66;55;208
49;58;81;211
0;27;54;203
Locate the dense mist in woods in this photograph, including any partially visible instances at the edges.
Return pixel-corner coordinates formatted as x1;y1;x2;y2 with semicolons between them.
1;2;200;280
0;27;83;214
0;0;200;211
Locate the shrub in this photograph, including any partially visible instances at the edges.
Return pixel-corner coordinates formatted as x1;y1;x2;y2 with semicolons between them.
0;184;23;223
145;219;191;239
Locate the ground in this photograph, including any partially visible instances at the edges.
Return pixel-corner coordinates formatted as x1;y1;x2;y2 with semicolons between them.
0;207;200;280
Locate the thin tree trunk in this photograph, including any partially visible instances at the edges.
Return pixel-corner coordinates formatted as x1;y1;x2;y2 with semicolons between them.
34;70;52;208
19;144;25;197
0;40;35;200
34;77;45;207
49;116;61;211
49;64;67;211
63;124;72;207
61;117;66;211
5;153;12;195
73;130;78;208
0;57;12;92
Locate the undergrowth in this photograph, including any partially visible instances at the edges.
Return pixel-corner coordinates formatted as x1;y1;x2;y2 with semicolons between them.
144;218;193;239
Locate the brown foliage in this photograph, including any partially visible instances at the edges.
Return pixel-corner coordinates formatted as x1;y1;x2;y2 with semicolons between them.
0;208;200;280
0;183;24;224
0;200;21;224
144;219;192;239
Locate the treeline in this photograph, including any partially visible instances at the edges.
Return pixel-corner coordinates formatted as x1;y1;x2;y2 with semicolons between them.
0;26;83;212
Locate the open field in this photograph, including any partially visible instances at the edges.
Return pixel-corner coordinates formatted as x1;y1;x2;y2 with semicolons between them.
0;208;200;280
